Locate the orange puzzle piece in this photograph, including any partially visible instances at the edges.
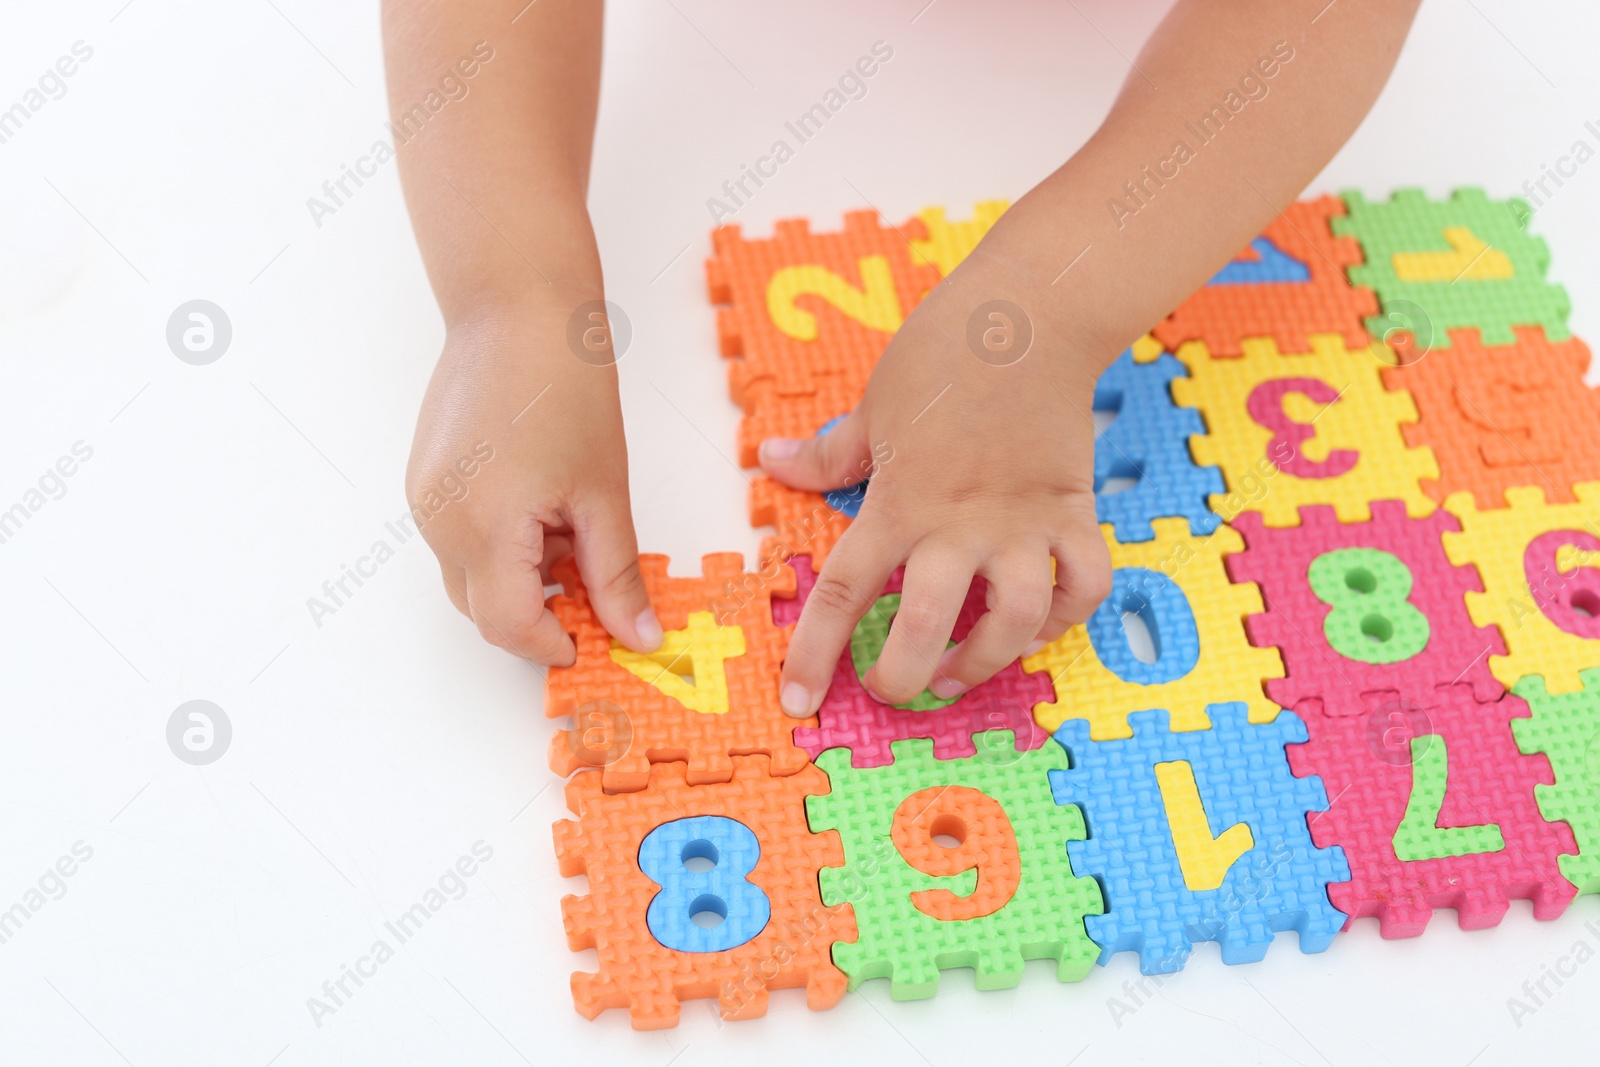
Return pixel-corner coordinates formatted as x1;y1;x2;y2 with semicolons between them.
554;757;856;1029
1153;195;1378;357
1383;325;1600;508
544;553;809;792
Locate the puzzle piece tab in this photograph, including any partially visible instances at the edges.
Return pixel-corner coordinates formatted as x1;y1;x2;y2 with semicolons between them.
1383;326;1600;508
781;557;1054;767
1051;705;1349;975
1171;333;1438;526
1335;188;1570;347
807;734;1102;999
545;553;807;792
1514;671;1600;894
554;757;855;1028
1025;518;1283;740
1286;684;1576;936
1229;501;1505;710
1154;196;1377;356
1444;484;1600;694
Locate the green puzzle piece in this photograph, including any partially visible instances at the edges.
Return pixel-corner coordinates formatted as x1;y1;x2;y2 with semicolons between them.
1514;671;1600;893
806;734;1103;1000
1334;187;1570;348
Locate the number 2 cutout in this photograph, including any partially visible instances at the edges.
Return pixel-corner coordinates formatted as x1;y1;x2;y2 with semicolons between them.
766;255;905;341
891;787;1020;921
1246;377;1359;479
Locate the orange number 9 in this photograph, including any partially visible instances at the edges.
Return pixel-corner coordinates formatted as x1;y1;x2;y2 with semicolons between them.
890;786;1021;921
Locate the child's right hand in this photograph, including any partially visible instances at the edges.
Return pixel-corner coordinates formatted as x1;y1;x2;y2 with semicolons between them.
405;300;662;667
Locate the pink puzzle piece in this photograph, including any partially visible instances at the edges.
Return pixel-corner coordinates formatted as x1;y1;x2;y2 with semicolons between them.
1287;683;1576;937
776;556;1053;767
1228;500;1505;711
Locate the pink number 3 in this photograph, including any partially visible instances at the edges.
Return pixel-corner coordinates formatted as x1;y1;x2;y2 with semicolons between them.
1246;377;1359;479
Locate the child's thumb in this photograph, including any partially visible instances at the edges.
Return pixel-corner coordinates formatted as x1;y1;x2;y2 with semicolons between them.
758;412;872;494
573;498;662;654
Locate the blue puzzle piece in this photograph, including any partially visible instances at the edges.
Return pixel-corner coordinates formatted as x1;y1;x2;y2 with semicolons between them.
817;415;866;518
1050;705;1349;975
1207;237;1310;285
1093;350;1224;541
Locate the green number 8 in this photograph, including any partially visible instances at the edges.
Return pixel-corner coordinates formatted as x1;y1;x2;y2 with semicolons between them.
1308;547;1429;664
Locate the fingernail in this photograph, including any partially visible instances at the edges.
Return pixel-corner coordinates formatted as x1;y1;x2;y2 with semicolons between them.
634;608;663;651
1024;639;1046;658
760;438;802;463
929;675;967;700
780;682;812;718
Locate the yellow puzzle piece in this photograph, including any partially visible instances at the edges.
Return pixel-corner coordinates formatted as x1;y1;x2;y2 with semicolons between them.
1171;333;1438;527
609;611;746;714
909;200;1010;278
1443;483;1600;694
1024;518;1284;740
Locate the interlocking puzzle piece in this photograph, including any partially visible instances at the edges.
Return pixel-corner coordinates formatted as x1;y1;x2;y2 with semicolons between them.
1153;196;1377;356
554;756;855;1028
750;478;849;572
706;210;942;402
1024;518;1283;739
1051;705;1348;974
1171;333;1439;526
1335;188;1570;347
1444;484;1600;694
1514;671;1600;894
735;373;863;468
1286;684;1576;937
779;557;1053;766
1382;326;1600;508
806;734;1102;999
1093;346;1225;541
544;553;808;792
1229;502;1505;711
906;200;1010;277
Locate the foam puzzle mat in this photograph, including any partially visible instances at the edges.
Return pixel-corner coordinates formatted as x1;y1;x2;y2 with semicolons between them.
544;189;1600;1029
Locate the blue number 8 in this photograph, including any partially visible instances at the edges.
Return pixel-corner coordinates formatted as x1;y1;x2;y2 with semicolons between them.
639;815;770;952
1086;566;1200;685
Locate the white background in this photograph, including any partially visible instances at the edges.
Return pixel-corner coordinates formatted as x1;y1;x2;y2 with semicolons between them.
2;1;1598;1064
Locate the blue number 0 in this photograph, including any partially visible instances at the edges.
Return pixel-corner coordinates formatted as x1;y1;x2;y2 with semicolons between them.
1086;566;1200;685
639;815;770;952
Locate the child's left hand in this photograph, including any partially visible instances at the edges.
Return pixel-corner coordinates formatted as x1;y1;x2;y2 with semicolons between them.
760;250;1113;717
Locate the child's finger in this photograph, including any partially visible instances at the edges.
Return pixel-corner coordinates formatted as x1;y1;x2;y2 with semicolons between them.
929;550;1054;698
1033;523;1113;650
758;409;872;493
863;548;971;705
572;496;662;654
778;522;899;718
464;537;576;666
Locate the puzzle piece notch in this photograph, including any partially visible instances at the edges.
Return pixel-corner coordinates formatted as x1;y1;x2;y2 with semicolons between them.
544;552;807;791
1335;187;1570;348
1383;326;1600;509
806;733;1102;1000
1051;704;1349;975
555;756;855;1028
1514;670;1600;894
786;557;1054;767
1286;684;1577;938
1024;518;1284;740
1228;500;1506;710
1154;195;1377;356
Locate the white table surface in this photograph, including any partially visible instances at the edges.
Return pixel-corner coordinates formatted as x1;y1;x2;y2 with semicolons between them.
3;1;1599;1064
